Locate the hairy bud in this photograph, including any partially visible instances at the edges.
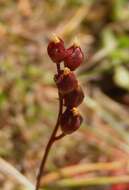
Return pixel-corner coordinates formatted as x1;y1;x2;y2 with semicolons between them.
64;85;84;108
54;67;78;94
47;36;66;63
60;108;83;134
64;43;84;70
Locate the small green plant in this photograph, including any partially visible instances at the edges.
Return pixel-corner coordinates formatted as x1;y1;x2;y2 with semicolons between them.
35;35;84;190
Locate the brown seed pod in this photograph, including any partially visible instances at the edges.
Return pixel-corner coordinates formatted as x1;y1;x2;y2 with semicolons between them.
64;85;84;108
47;35;66;63
60;107;83;134
54;67;78;94
64;43;84;70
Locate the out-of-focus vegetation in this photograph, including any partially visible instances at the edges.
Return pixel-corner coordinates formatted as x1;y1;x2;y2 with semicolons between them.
0;0;129;189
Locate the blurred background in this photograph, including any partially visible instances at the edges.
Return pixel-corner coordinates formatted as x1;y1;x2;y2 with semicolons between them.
0;0;129;190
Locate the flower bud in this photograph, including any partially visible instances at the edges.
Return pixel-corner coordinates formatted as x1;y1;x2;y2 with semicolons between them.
64;43;84;70
54;67;78;94
60;108;83;134
47;35;66;63
64;85;84;108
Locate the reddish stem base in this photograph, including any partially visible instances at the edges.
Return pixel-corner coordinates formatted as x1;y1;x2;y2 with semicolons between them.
35;64;64;190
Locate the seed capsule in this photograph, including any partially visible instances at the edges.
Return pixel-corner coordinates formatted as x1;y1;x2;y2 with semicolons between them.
64;43;84;70
60;108;83;134
47;35;66;63
64;85;84;108
54;67;78;94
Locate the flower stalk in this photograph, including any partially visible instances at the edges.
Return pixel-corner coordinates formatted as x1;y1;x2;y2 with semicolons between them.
35;64;64;190
35;35;84;190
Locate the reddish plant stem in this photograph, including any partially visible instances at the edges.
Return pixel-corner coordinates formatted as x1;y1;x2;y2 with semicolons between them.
54;133;65;141
35;64;63;190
